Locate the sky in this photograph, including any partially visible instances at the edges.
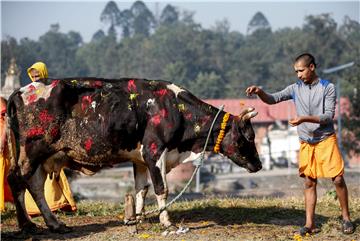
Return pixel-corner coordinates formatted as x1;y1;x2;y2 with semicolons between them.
1;1;359;43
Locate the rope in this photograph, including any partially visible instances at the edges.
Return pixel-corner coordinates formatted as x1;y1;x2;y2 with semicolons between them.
125;105;225;225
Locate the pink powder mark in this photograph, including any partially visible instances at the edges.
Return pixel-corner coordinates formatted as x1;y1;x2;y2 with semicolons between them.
185;112;192;120
39;110;54;123
154;89;168;97
27;127;45;138
28;85;36;92
159;109;168;118
81;95;92;111
127;79;137;92
150;109;168;126
201;115;211;125
150;142;157;156
27;94;37;104
50;80;60;88
151;115;161;126
84;138;93;152
92;81;103;88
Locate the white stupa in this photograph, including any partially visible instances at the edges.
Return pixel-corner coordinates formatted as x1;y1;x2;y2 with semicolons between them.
1;58;21;99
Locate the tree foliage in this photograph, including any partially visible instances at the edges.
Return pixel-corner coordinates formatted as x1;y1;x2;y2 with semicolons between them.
1;1;360;156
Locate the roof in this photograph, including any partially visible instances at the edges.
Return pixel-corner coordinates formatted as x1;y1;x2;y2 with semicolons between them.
204;98;349;124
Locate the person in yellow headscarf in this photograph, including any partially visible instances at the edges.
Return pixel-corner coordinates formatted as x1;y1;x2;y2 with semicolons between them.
0;62;77;216
27;61;48;82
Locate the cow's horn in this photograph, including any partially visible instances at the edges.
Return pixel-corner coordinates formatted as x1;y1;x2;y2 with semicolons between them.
239;107;254;119
242;110;258;121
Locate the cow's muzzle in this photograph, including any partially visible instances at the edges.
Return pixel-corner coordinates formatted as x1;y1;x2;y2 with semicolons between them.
247;161;262;173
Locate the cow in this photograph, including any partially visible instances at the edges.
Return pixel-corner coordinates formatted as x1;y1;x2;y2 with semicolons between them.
6;77;262;233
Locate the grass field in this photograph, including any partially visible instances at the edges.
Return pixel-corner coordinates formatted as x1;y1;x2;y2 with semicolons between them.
1;194;359;240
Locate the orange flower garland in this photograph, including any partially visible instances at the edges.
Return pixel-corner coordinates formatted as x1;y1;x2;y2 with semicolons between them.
213;113;230;153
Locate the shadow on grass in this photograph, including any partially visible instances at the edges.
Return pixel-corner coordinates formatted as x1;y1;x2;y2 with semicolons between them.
1;220;122;241
169;205;328;228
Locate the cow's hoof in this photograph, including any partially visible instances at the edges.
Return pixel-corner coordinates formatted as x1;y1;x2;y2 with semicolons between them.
161;224;177;236
50;223;73;233
21;222;44;234
21;223;45;235
136;214;145;223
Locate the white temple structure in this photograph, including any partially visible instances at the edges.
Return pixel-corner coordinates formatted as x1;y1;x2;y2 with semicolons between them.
1;58;21;99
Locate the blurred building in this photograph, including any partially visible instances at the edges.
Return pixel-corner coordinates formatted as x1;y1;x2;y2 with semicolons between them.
1;58;21;99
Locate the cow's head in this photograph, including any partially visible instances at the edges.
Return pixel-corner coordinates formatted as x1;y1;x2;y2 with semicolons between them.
221;107;262;172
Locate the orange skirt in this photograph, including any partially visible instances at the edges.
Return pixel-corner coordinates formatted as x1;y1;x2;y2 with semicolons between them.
299;134;344;179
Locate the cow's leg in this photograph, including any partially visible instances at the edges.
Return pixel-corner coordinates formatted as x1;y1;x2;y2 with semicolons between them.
151;148;172;227
7;170;39;233
133;163;149;222
26;164;71;233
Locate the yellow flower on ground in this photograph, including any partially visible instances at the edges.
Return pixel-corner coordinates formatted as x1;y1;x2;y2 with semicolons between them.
139;233;151;239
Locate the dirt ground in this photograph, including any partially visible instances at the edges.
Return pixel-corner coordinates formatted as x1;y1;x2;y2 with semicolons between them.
2;212;360;241
1;168;359;240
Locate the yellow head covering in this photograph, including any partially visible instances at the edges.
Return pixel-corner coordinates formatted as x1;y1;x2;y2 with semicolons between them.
27;62;48;82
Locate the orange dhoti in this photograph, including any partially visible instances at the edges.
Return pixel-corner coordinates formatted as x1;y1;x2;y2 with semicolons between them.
299;134;344;179
0;152;77;215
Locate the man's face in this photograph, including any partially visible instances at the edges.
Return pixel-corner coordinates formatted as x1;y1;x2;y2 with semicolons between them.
30;69;41;82
293;60;315;84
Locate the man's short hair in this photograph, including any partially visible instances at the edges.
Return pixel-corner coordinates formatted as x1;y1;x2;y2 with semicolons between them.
295;53;317;68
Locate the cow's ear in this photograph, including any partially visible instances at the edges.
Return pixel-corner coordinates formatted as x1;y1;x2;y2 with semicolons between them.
239;118;256;142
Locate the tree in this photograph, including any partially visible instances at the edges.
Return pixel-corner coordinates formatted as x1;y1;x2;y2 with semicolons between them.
92;30;106;42
342;63;360;156
131;1;155;36
160;4;179;26
119;9;134;38
191;71;224;98
37;25;86;77
100;1;121;36
247;12;271;35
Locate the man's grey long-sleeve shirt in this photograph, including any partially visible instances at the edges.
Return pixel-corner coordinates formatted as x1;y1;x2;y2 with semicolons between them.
266;78;336;144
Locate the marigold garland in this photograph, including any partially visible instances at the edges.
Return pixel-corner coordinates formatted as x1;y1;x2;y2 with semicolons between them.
214;112;230;153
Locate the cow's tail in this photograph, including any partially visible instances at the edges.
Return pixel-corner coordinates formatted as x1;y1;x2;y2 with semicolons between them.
6;90;21;168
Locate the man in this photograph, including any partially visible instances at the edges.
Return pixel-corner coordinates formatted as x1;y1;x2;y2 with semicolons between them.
245;53;354;236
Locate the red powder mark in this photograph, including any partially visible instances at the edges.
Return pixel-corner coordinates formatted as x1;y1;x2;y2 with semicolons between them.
27;127;45;138
185;112;192;120
149;142;158;156
50;80;60;88
150;109;168;126
159;109;168;118
49;127;59;138
127;79;137;92
227;145;235;155
28;85;36;92
167;123;174;129
92;81;103;88
151;114;161;126
84;138;93;152
154;89;168;97
27;94;37;104
39;110;54;123
81;95;92;111
201;115;211;125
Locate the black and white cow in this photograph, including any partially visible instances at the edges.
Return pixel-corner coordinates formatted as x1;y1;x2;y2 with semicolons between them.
6;77;261;233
